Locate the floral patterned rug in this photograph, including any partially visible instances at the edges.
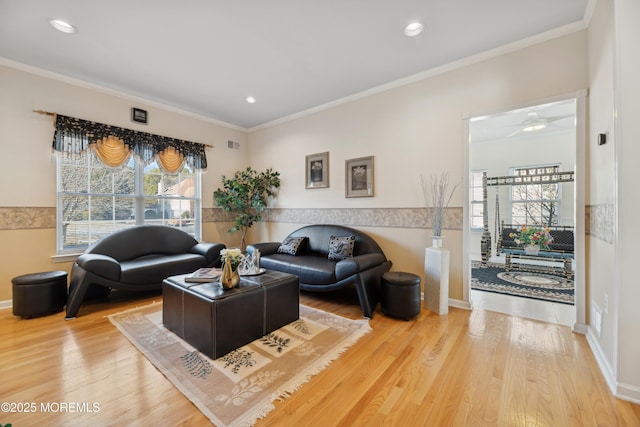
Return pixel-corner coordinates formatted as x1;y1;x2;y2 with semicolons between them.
108;302;370;427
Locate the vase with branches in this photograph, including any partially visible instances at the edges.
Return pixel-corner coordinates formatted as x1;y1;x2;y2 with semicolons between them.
213;167;281;251
421;172;458;247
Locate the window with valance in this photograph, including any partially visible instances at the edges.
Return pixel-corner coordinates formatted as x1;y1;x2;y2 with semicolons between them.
51;114;208;173
49;113;208;253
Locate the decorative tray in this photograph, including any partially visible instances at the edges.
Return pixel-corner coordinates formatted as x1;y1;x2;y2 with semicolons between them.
239;268;266;276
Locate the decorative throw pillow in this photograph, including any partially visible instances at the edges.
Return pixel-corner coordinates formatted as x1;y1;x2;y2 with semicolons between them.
277;236;306;255
328;235;355;261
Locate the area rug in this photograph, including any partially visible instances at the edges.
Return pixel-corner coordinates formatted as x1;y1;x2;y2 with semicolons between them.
471;261;574;305
108;303;370;427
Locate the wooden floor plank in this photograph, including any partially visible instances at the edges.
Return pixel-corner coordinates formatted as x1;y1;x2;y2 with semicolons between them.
0;288;637;426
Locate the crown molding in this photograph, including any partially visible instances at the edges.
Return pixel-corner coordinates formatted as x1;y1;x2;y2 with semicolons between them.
248;20;587;133
0;57;247;133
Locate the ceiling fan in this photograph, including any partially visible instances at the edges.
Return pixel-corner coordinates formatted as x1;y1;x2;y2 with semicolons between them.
507;111;573;137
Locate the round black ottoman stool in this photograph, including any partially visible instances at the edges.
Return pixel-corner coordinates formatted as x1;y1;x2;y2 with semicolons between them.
381;271;421;320
12;271;68;319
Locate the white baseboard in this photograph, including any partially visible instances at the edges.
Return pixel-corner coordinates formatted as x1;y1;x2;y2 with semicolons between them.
585;326;616;394
0;299;12;310
449;298;471;310
617;383;640;404
586;326;640;404
419;295;470;312
572;322;588;334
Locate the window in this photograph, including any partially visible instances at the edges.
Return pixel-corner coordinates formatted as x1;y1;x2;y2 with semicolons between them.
511;166;559;226
57;151;201;253
470;170;486;230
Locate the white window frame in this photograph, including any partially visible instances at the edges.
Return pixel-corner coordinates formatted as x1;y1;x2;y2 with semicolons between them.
470;169;486;231
509;165;561;226
56;153;202;254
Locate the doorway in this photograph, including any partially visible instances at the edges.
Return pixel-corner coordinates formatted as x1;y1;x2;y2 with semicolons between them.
463;93;586;329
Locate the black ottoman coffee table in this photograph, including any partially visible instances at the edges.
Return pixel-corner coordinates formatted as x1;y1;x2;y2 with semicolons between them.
162;270;299;359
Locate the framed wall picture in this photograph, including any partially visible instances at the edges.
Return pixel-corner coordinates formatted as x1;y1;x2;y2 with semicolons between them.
131;108;148;124
305;152;329;189
345;156;374;198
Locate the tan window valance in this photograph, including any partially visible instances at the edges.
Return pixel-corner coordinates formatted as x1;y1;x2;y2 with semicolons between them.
49;113;208;171
156;146;186;174
92;136;131;167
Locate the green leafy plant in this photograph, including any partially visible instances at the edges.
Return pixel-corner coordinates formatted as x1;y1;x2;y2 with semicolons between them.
213;167;281;250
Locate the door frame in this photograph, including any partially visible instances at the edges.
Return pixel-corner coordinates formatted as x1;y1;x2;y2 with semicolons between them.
462;89;587;333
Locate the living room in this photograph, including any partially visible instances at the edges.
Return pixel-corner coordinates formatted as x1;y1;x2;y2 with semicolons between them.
1;0;639;425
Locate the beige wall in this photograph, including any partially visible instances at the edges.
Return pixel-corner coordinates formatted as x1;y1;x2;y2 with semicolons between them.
0;64;248;301
587;0;617;375
247;31;588;304
613;0;640;400
585;0;640;402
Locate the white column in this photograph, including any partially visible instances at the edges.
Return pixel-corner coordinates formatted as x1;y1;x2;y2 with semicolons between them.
424;247;450;315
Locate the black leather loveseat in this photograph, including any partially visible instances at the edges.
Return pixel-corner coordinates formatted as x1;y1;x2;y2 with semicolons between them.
247;224;392;318
66;225;226;318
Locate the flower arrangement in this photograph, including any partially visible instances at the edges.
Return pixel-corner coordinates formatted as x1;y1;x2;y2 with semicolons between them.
509;225;553;249
220;248;243;270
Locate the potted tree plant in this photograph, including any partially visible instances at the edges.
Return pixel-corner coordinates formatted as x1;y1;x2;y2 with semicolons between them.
214;167;281;251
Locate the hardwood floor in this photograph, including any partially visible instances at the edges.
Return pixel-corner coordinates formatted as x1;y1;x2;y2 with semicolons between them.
1;288;638;426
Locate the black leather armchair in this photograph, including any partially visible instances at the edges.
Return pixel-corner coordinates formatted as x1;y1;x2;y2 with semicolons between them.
66;225;225;318
247;224;392;318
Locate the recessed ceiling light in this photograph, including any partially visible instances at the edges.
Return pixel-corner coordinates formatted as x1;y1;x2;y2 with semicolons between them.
246;96;256;104
522;122;547;132
48;18;78;34
404;22;424;37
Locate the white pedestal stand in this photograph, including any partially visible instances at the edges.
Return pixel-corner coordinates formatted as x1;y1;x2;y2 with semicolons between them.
424;247;450;315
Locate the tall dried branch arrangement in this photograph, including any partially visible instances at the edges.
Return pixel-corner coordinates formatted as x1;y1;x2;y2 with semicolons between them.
421;172;458;237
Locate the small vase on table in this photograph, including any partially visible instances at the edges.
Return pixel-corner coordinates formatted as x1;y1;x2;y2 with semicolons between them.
220;260;240;289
